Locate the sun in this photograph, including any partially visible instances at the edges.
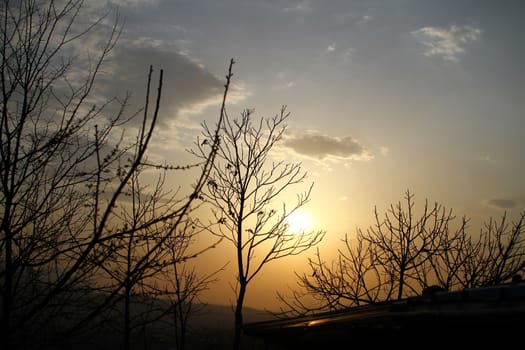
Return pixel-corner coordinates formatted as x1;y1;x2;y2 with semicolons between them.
286;210;312;233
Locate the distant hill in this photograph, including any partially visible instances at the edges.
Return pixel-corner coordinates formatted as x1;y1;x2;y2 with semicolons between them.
162;303;274;350
8;281;276;350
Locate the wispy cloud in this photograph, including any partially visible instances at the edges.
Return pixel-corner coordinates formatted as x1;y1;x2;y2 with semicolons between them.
411;24;481;62
283;131;372;161
274;70;296;89
357;15;373;25
322;43;354;64
325;43;336;53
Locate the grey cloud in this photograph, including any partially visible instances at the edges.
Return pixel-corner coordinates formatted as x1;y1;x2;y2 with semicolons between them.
97;45;224;127
487;198;516;209
283;133;372;160
411;24;481;62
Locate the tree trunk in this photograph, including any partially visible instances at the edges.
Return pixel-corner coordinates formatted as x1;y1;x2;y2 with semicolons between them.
233;281;246;350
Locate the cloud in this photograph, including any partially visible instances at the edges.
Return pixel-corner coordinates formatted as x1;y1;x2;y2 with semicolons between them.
321;43;354;64
283;132;373;161
411;24;481;62
274;70;296;89
96;45;226;128
356;15;373;26
486;198;517;210
325;44;336;53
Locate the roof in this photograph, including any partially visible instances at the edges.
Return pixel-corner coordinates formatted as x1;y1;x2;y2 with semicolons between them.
244;282;525;348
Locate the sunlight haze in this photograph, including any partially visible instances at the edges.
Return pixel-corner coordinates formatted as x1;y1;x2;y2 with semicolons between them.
286;210;312;233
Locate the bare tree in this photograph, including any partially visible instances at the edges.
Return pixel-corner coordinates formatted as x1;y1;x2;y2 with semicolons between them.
279;190;524;315
91;59;234;350
192;106;325;350
276;238;385;317
95;161;184;350
149;218;226;350
0;1;126;347
0;1;231;348
456;211;525;288
279;190;525;316
358;190;469;300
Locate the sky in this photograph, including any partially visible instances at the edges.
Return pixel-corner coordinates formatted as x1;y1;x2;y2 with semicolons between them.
86;0;525;311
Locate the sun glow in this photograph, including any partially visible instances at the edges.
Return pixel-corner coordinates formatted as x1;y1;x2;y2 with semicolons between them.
286;210;312;233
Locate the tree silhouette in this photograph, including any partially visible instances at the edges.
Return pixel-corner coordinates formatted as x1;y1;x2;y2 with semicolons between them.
454;211;525;288
278;190;525;316
154;218;226;350
0;1;228;348
192;105;325;349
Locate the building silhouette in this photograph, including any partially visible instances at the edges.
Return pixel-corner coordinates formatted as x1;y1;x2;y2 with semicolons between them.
244;281;525;349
